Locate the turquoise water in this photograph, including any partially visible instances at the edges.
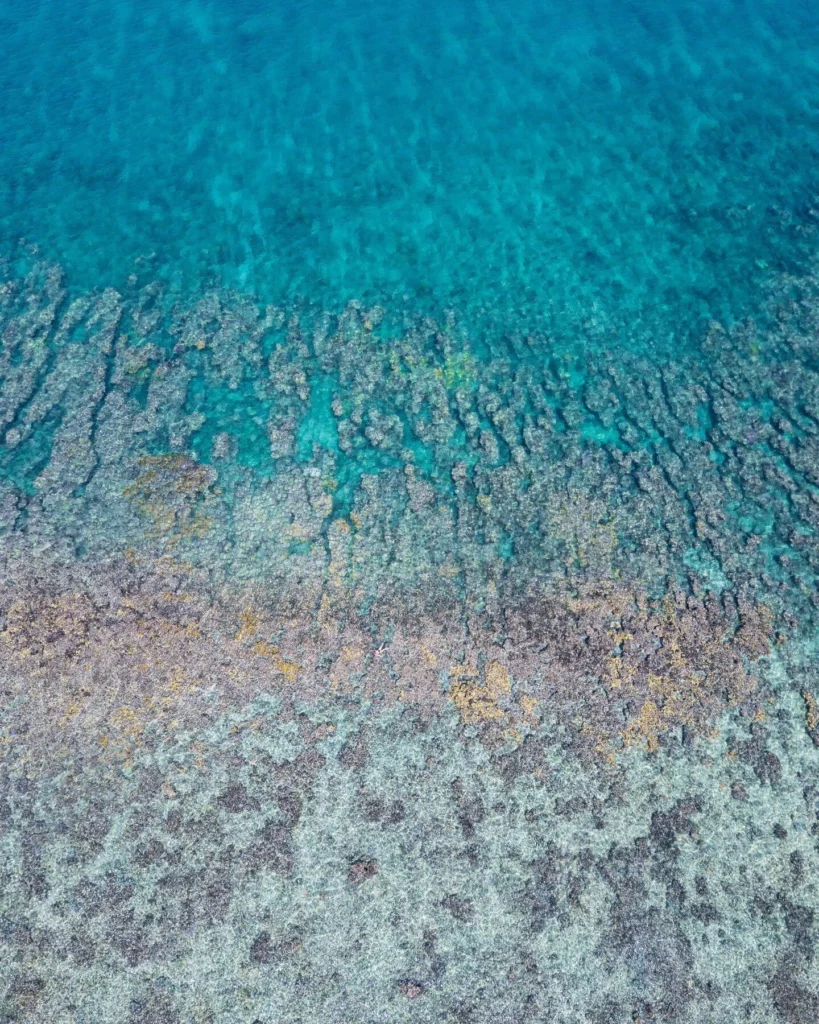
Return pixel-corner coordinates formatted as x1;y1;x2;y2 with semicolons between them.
2;0;819;342
3;0;819;579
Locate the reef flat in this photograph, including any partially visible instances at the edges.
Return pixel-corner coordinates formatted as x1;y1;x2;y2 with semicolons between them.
1;248;819;1022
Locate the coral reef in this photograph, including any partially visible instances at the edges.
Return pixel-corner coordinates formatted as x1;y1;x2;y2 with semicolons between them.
2;252;819;1021
1;667;817;1023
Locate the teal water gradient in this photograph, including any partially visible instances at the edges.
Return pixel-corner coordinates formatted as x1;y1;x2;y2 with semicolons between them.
5;10;819;1021
1;0;819;342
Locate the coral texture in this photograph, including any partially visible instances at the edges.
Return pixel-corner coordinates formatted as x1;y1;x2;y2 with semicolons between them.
1;252;819;1021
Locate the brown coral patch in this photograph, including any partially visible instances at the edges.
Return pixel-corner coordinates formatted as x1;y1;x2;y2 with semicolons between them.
0;554;775;771
502;581;773;755
123;453;217;545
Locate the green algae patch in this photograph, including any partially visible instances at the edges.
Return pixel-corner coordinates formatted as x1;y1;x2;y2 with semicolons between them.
434;350;479;392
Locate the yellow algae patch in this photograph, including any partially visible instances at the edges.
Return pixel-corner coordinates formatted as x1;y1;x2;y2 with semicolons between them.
135;618;202;642
485;660;512;696
420;643;438;667
450;682;505;725
58;698;85;729
608;630;634;646
644;671;711;729
235;606;301;678
438;565;460;579
235;607;260;643
624;699;663;753
252;640;301;683
164;665;197;697
603;654;636;690
288;521;312;542
317;592;337;632
519;694;539;720
449;660;511;726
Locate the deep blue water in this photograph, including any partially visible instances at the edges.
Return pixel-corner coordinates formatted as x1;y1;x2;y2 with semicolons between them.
2;0;819;344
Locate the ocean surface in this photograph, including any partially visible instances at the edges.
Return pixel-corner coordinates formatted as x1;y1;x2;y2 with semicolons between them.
2;0;819;335
3;2;819;1022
